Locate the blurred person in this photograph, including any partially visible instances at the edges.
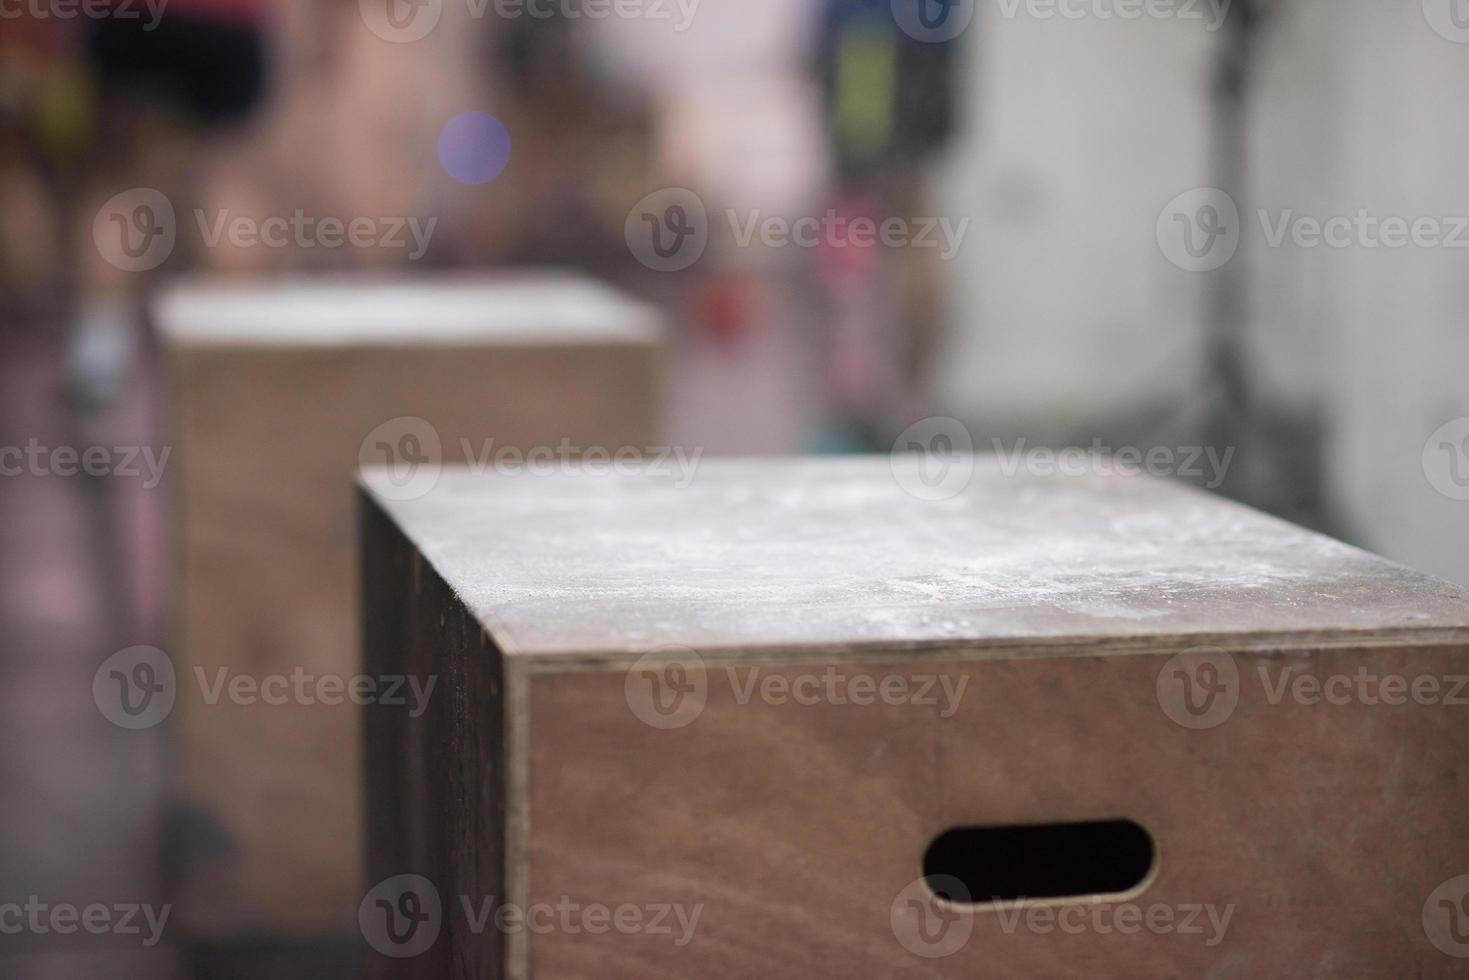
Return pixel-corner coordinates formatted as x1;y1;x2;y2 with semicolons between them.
492;8;657;267
0;15;87;317
811;0;957;449
71;0;271;410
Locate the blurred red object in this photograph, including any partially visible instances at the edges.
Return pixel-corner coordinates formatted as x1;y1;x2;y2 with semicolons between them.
694;268;766;347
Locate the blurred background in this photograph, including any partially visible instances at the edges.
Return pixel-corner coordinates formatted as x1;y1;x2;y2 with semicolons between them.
2;0;1467;975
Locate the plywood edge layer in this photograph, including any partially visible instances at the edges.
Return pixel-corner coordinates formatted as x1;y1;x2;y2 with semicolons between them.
511;628;1469;674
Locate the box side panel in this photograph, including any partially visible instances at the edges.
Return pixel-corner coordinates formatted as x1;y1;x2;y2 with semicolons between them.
363;488;506;979
524;643;1469;977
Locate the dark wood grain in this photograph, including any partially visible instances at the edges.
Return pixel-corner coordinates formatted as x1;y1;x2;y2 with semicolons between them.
362;491;505;980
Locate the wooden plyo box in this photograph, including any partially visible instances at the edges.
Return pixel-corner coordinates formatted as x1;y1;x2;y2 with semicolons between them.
360;457;1469;979
157;272;664;937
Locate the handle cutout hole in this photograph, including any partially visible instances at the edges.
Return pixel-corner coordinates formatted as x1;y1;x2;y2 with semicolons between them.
923;819;1157;907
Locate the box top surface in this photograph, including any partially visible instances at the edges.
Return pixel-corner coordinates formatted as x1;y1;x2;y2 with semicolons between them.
154;271;662;348
361;457;1469;660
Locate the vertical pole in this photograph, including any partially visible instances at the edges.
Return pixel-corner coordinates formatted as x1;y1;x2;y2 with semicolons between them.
1205;0;1269;477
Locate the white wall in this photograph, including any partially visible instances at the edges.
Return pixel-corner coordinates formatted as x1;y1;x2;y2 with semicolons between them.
1323;0;1469;586
934;0;1469;586
934;5;1221;432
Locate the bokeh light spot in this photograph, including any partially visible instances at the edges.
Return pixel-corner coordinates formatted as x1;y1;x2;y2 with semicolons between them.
437;112;512;186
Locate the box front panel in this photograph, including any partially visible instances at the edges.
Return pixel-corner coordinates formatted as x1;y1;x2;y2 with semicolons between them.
523;644;1469;978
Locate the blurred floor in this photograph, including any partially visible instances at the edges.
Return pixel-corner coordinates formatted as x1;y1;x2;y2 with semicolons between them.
0;325;181;977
